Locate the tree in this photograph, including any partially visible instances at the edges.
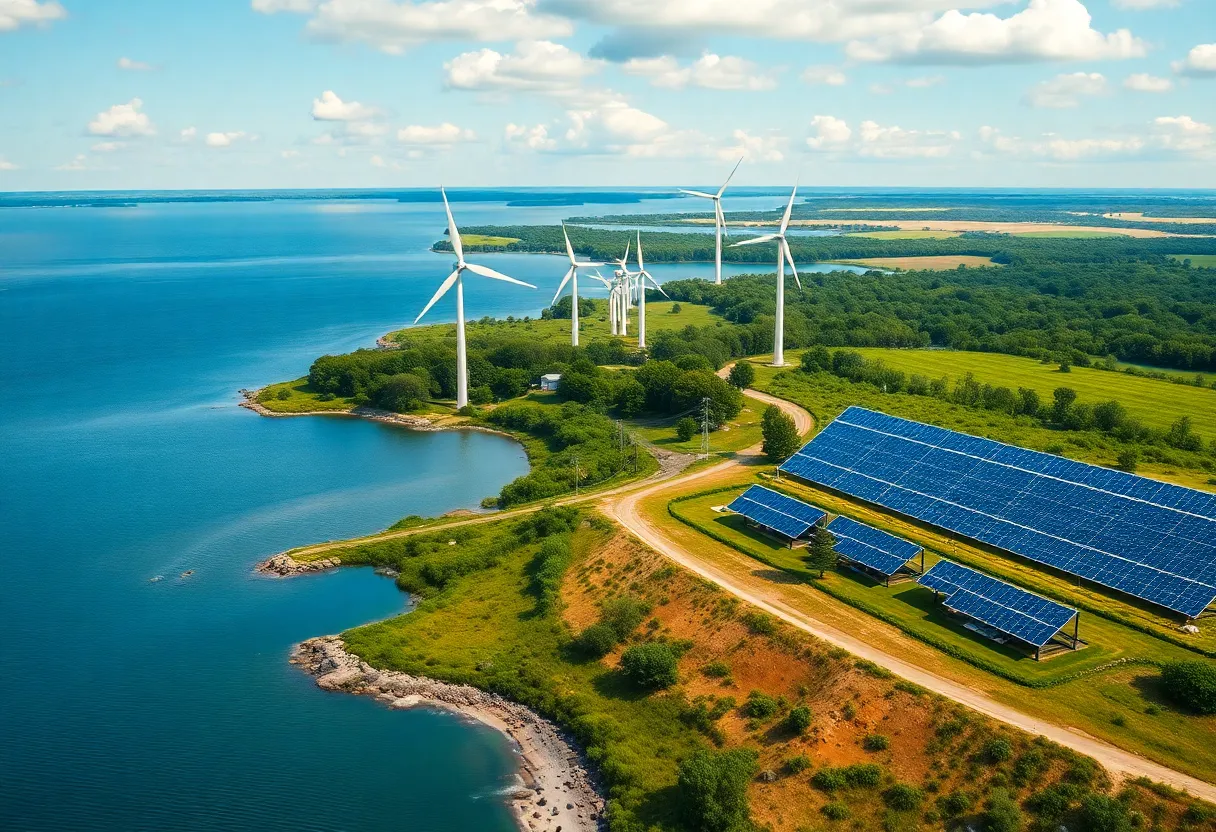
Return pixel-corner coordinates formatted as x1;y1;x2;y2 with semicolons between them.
615;377;646;417
761;405;800;462
785;706;812;735
1116;449;1139;473
1079;794;1132;832
620;642;679;689
676;417;699;442
1092;400;1127;432
575;622;618;657
558;372;599;404
373;373;427;412
1052;387;1078;422
983;789;1023;832
805;525;836;577
727;361;755;390
1166;416;1203;452
1161;660;1216;714
677;748;758;832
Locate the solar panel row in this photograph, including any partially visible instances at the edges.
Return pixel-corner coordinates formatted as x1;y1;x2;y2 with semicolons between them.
919;560;1076;648
780;407;1216;618
826;515;922;578
726;485;826;541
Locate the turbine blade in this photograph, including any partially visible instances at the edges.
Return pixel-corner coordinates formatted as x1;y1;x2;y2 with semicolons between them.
783;239;802;291
551;266;575;306
635;231;644;272
716;201;728;239
562;222;576;264
716;156;743;198
678;188;717;199
779;184;797;235
441;187;463;263
645;271;668;298
576;261;605;267
588;271;610;287
729;233;778;247
464;261;536;288
414;269;460;324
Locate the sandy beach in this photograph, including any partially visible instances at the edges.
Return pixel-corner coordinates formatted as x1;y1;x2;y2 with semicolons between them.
293;637;605;832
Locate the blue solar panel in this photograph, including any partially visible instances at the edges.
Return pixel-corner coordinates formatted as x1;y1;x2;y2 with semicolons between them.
726;485;825;540
780;406;1216;618
919;560;1076;648
826;516;922;577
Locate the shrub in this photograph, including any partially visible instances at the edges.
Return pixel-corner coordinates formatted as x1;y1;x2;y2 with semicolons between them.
576;622;619;657
1080;794;1132;832
821;802;850;821
864;734;891;752
676;416;699;442
938;791;974;818
620;642;679;690
883;783;924;811
677;748;758;832
1161;661;1216;715
812;768;847;792
785;706;813;735
783;755;812;775
843;763;882;788
601;596;650;641
1027;784;1082;823
1011;749;1048;786
740;611;776;635
983;737;1014;763
703;661;732;678
984;789;1023;832
742;691;780;720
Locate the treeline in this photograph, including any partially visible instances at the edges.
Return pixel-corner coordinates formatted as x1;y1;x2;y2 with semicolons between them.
556;358;744;427
806;347;1215;469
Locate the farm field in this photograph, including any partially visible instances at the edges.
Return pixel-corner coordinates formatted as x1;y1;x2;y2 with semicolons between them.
1171;254;1216;267
459;233;521;246
848;348;1216;436
829;255;997;270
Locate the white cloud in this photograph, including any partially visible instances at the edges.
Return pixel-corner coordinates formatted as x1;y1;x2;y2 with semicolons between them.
1024;72;1107;108
1152;115;1213;154
311;90;380;120
801;65;846;86
206;131;247;147
858;120;957;158
979;125;1144;160
54;154;89;171
370;154;387;167
117;57;155;71
622;53;777;91
445;41;598;92
281;149;303;159
1123;73;1172;92
504;122;558;151
88;99;156;137
1111;0;1179;7
906;75;945;88
397;123;476;145
720;129;785;162
253;0;572;54
1173;43;1216;77
180;126;197;141
806;115;852;149
847;0;1146;64
91;141;125;153
0;0;66;31
0;157;18;170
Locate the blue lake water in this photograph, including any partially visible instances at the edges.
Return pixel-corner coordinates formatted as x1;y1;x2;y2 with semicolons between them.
0;189;869;831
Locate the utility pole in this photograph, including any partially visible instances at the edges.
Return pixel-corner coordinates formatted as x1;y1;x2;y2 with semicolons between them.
573;455;580;496
700;397;711;459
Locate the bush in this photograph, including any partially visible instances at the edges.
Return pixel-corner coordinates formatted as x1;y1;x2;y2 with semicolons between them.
742;691;780;720
821;802;850;821
864;734;890;752
983;737;1014;763
1161;660;1216;714
676;416;699;442
884;783;924;811
844;763;883;787
677;748;758;832
812;768;847;792
783;755;811;775
984;789;1023;832
785;706;812;735
576;622;619;657
1080;794;1132;832
601;596;651;641
740;611;776;635
703;661;732;678
938;791;974;818
620;642;679;690
727;361;755;390
1027;784;1082;823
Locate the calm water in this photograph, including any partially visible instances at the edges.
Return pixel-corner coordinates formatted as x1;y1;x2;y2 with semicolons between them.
0;190;868;831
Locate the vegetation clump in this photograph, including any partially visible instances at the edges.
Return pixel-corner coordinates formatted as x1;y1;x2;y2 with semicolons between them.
677;748;758;832
760;404;801;462
1161;660;1216;715
620;642;680;690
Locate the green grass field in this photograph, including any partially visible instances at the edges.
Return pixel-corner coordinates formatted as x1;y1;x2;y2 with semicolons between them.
255;378;358;412
1171;254;1216;268
628;399;764;456
849;348;1216;437
460;233;521;247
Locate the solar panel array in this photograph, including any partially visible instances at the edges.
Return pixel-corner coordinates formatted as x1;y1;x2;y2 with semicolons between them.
919;560;1076;648
780;406;1216;618
726;485;825;540
826;516;922;578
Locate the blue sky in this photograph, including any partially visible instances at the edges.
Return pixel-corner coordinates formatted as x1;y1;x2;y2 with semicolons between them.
0;0;1212;190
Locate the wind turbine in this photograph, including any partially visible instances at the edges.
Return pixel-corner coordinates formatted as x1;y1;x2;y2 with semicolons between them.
633;231;668;350
551;223;603;347
679;157;742;285
610;240;634;336
415;188;536;408
730;184;801;367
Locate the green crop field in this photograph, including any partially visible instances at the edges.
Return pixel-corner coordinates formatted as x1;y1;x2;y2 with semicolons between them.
459;233;521;247
1171;254;1216;268
848;348;1216;436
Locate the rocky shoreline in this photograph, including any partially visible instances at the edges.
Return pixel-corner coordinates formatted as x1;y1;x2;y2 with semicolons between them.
257;553;342;576
238;389;441;430
293;637;605;832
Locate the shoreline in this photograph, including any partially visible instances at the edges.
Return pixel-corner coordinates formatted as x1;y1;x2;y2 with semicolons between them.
293;636;605;832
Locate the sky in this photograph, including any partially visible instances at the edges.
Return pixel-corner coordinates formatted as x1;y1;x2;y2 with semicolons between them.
0;0;1213;191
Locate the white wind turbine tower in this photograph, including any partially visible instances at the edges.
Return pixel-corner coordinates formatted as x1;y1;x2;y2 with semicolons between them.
679;157;742;285
415;188;536;408
633;231;668;350
609;240;634;336
550;223;603;347
730;184;801;367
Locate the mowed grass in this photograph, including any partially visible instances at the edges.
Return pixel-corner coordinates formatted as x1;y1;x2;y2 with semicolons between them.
829;255;998;271
460;233;522;247
844;230;962;239
849;348;1216;437
628;400;764;456
1171;254;1216;268
255;378;357;412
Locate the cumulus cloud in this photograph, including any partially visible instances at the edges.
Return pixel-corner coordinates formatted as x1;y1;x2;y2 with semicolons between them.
88;99;155;137
180;126;197;141
0;157;18;170
847;0;1146;64
622;53;776;90
311;90;380;120
801;65;846;86
1024;72;1107;108
1152;115;1213;154
0;0;66;31
977;118;1212;160
505;122;558;151
1111;0;1179;7
1173;43;1216;77
858;120;958;158
55;154;90;171
719;129;785;162
445;40;598;92
253;0;572;54
806;115;852;149
1123;73;1172;92
206;131;248;147
117;57;155;71
397;123;476;145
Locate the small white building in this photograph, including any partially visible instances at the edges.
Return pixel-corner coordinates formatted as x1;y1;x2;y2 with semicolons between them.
540;373;562;391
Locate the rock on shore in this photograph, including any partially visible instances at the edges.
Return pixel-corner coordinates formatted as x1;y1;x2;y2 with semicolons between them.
258;554;341;576
293;636;605;832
